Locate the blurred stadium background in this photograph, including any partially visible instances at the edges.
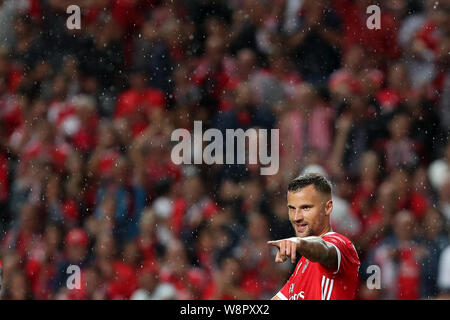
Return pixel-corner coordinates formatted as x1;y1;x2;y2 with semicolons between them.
0;0;450;300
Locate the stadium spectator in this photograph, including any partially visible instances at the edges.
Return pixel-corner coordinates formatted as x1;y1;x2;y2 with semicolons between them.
418;208;449;298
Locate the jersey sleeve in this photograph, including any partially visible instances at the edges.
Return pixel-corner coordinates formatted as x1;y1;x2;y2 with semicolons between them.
322;233;360;276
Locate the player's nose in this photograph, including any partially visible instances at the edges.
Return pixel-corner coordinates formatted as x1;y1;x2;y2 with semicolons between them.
293;209;303;222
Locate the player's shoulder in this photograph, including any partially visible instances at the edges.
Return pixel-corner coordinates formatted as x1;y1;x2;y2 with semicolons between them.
322;231;350;243
323;231;360;262
322;232;357;252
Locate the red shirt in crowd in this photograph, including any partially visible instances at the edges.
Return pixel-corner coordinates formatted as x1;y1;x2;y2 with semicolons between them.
114;87;165;137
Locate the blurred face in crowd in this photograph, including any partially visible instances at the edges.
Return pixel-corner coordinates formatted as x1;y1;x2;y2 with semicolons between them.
84;268;103;299
38;121;56;145
112;157;129;184
422;208;443;240
184;176;203;203
98;121;117;149
393;210;415;242
95;233;116;260
30;99;47;121
390;168;410;196
2;252;21;278
244;0;266;24
74;96;96;123
65;151;83;175
292;84;316;114
273;197;288;220
303;0;327;22
20;205;39;234
114;118;133;147
264;170;284;194
122;241;140;267
81;76;98;94
8;272;29;300
412;166;429;192
360;70;382;97
287;185;332;238
160;19;184;49
344;45;365;72
205;36;225;67
98;196;116;233
221;257;242;285
270;54;289;78
62;55;79;77
348;95;366;117
204;17;227;39
444;142;450;163
360;151;379;181
389;113;410;141
45;224;61;254
129;72;147;91
45;175;60;199
197;226;214;253
138;270;158;293
335;178;354;200
234;82;254;109
376;182;395;214
93;14;117;46
139;209;156;238
218;179;238;204
236;49;256;80
213;219;235;249
404;91;422;119
13;15;32;38
438;38;450;66
174;65;189;87
439;179;450;202
142;20;159;42
66;242;87;264
248;213;269;242
52;75;68;99
242;179;262;203
165;240;188;276
388;63;409;90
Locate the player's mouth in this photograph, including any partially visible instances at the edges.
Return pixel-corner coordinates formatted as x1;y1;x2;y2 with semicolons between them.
295;223;308;233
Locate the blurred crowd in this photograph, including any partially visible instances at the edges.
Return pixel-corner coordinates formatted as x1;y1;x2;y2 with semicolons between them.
0;0;450;300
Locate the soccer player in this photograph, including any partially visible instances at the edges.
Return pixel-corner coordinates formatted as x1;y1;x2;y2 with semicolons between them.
268;173;360;300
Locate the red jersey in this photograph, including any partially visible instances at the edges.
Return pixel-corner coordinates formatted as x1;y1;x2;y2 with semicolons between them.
276;232;360;300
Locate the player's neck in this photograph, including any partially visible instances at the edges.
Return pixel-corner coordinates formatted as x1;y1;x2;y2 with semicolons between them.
317;225;333;237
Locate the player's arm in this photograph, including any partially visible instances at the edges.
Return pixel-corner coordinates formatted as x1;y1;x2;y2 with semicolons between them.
267;236;338;271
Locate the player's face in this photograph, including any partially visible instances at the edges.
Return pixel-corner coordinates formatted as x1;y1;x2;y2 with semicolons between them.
287;185;332;238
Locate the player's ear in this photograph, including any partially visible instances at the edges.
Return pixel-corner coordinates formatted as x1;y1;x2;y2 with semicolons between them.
324;199;333;216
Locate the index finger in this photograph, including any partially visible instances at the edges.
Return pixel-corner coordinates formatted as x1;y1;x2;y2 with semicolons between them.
267;240;281;248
